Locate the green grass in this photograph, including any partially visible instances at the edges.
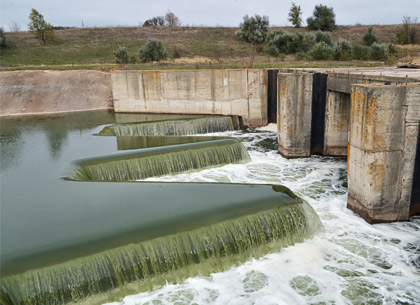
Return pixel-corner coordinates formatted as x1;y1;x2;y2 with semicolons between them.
1;24;418;70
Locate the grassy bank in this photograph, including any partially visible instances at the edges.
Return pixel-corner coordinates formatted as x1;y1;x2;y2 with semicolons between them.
1;25;419;70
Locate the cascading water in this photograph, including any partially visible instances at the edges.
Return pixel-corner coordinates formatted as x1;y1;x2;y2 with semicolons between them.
0;197;322;305
0;113;327;305
98;116;238;136
72;139;250;181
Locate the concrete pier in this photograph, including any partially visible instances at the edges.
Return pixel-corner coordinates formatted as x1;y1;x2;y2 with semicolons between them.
277;72;313;158
347;83;420;223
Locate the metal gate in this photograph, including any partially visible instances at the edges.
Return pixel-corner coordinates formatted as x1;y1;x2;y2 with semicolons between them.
267;69;279;124
310;73;328;155
410;128;420;216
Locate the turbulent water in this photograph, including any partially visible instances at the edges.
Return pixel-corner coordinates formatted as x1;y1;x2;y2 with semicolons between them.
105;124;420;305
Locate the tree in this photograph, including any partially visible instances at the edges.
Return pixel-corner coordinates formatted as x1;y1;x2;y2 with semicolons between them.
28;8;55;45
363;27;377;46
306;4;336;31
288;3;302;28
143;16;165;27
138;39;168;62
9;21;21;32
396;16;418;44
165;11;180;27
235;15;269;45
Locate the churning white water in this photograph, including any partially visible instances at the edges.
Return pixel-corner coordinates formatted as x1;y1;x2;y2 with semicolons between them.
106;127;420;305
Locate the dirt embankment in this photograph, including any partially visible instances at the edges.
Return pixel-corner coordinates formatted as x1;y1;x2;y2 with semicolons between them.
0;70;113;116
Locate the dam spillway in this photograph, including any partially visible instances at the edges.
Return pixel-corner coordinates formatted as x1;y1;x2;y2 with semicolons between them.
72;139;250;181
0;112;323;305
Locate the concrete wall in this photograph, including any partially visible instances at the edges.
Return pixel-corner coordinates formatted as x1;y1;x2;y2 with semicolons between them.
0;70;113;116
347;82;420;223
111;69;268;127
324;91;351;156
277;72;313;158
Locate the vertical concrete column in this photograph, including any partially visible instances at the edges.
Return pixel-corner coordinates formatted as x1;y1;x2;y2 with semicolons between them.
347;83;420;223
323;90;351;156
277;72;313;158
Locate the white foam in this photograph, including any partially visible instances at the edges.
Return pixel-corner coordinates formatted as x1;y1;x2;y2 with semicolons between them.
106;128;420;305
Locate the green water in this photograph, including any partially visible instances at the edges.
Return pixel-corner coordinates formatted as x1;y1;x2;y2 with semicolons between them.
0;111;322;305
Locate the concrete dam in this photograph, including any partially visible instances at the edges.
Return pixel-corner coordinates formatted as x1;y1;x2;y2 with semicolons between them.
1;67;419;304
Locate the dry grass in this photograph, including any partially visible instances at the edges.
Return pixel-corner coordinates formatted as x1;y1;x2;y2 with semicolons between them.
1;24;419;70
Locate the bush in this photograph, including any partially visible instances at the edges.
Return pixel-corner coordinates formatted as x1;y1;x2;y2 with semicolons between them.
0;27;9;48
129;56;137;64
138;39;168;62
370;42;389;61
172;45;184;58
307;42;334;60
236;15;269;45
307;4;336;31
315;30;333;46
363;27;377;46
301;32;316;51
334;39;352;60
113;46;129;64
388;43;398;58
266;30;305;55
295;51;307;60
353;44;371;60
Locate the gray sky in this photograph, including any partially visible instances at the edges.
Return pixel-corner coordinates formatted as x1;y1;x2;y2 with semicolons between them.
1;0;419;31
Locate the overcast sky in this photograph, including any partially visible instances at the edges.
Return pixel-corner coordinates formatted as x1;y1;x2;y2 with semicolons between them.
1;0;419;31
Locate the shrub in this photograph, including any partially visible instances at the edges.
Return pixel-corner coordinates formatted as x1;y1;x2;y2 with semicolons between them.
334;39;352;60
307;4;336;31
236;15;269;45
363;27;377;46
288;2;302;28
113;46;129;64
129;56;137;64
370;42;389;61
172;45;184;58
307;42;334;60
266;30;306;55
388;43;398;58
301;32;316;51
0;27;9;48
396;16;418;44
315;30;333;46
353;44;371;60
138;39;168;62
295;51;307;60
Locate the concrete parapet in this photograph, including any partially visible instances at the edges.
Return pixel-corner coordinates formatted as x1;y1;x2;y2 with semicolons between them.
347;82;420;223
277;72;313;158
0;70;113;116
111;69;268;128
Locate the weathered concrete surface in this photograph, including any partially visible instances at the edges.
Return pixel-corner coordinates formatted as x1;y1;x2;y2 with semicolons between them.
347;83;420;223
277;72;313;158
324;91;351;156
111;69;268;127
0;70;113;116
